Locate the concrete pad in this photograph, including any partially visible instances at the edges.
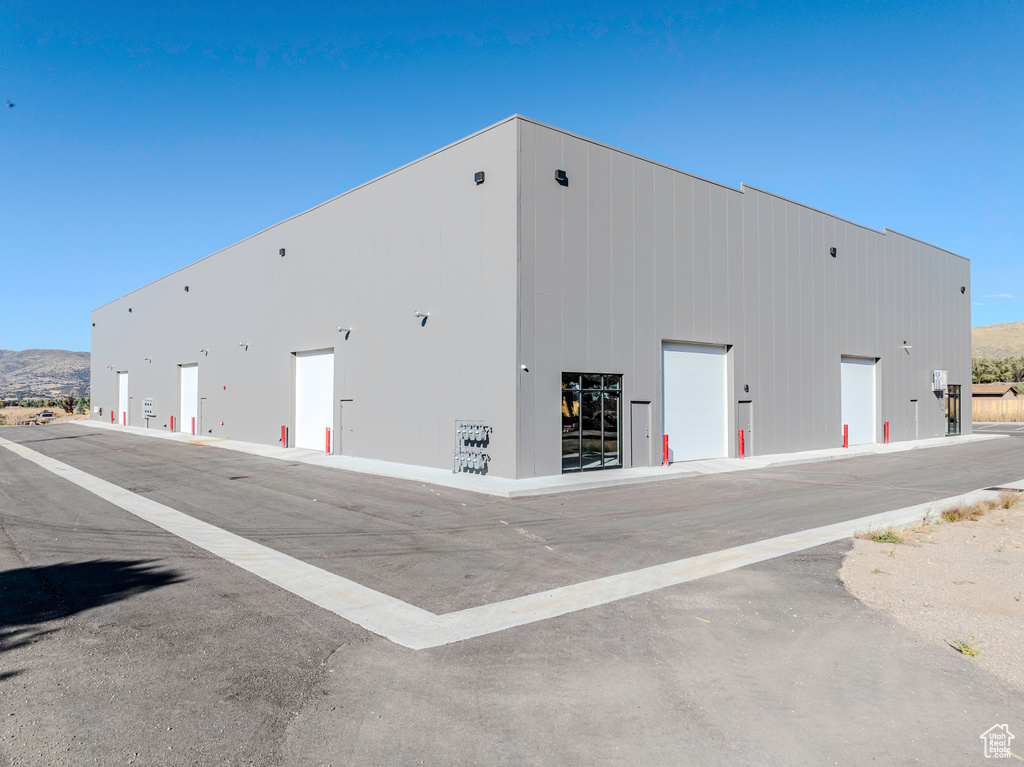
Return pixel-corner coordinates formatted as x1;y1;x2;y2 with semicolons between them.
81;419;1005;497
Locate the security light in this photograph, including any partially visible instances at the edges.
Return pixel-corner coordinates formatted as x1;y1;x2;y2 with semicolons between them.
475;171;485;185
960;286;966;294
279;248;286;257
829;247;837;257
413;310;430;318
555;169;569;186
143;357;152;363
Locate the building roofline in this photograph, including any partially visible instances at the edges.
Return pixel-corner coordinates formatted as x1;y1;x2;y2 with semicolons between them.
516;116;967;262
94;113;967;312
94;114;523;311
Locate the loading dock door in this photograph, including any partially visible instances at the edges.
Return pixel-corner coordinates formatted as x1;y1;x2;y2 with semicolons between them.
117;372;129;425
295;351;334;450
179;364;198;434
662;342;728;462
840;356;876;445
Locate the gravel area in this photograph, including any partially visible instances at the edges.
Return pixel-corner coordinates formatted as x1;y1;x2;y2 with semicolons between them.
841;499;1024;693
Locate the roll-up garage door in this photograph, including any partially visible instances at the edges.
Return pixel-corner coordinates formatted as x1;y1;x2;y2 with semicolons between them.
117;372;129;426
662;342;728;462
295;350;334;450
840;356;876;445
179;364;198;434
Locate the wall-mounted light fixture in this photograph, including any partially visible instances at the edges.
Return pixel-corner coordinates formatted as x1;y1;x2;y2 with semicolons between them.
106;364;113;370
960;286;966;294
143;357;153;363
199;349;209;356
184;285;190;292
521;364;529;372
279;248;286;257
475;171;485;185
337;326;352;332
744;384;749;393
128;307;133;313
829;247;837;257
239;342;249;350
413;311;430;318
555;169;569;187
902;340;913;355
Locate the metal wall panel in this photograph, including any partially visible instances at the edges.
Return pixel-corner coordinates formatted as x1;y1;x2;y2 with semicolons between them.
515;119;970;477
92;118;520;476
92;116;970;481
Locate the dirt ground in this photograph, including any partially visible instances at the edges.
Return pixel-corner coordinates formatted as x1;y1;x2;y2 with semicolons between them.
841;498;1024;694
0;406;90;426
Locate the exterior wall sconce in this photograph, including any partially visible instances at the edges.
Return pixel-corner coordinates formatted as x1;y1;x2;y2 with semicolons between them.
279;248;286;257
475;171;485;185
106;364;113;370
960;286;966;294
413;311;430;318
143;357;153;363
829;247;837;257
199;349;209;355
555;169;569;187
239;342;249;350
337;326;352;332
184;285;190;292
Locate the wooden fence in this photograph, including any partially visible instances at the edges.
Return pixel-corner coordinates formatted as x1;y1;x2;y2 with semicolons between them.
972;398;1024;422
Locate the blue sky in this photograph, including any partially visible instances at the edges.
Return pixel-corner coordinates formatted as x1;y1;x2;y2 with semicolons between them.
2;0;1021;352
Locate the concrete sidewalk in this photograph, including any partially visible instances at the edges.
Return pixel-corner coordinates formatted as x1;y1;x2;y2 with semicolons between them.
76;420;1005;498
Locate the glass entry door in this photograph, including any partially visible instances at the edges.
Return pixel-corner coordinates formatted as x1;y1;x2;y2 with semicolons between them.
562;373;622;472
945;384;961;436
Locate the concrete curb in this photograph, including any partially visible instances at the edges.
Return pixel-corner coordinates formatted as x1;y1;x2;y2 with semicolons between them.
74;419;1005;498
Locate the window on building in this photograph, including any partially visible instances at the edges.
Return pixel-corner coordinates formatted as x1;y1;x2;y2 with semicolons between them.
562;373;622;472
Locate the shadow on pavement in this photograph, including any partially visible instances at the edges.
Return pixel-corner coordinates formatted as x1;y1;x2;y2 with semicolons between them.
0;559;186;646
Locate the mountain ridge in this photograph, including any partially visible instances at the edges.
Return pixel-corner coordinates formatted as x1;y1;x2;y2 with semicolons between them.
0;349;90;398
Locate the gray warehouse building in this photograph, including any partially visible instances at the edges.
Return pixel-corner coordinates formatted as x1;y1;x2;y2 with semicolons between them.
91;115;971;479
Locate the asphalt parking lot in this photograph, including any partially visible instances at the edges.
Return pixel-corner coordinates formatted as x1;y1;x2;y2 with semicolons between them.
972;421;1024;437
2;424;1022;765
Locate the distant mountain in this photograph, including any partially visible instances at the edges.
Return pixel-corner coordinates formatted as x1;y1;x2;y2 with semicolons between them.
972;322;1024;359
0;349;90;398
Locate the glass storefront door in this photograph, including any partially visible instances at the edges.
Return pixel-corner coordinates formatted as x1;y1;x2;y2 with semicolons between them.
946;384;961;436
562;373;622;472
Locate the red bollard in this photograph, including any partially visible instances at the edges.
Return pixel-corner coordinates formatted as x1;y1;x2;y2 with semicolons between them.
191;416;196;436
739;429;745;459
326;427;331;455
111;410;114;424
281;425;286;448
171;415;174;432
123;411;126;425
663;434;670;465
884;421;890;444
843;424;849;448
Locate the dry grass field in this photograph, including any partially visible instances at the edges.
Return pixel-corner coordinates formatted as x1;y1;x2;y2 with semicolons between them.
972;321;1024;358
0;406;81;426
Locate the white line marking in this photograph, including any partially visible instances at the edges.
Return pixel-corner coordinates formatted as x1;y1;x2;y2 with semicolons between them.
1;435;1015;650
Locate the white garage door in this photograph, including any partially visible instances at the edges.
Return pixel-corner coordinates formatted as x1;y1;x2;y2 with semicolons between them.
179;364;198;434
295;350;334;450
841;356;876;445
117;372;129;425
662;342;728;462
